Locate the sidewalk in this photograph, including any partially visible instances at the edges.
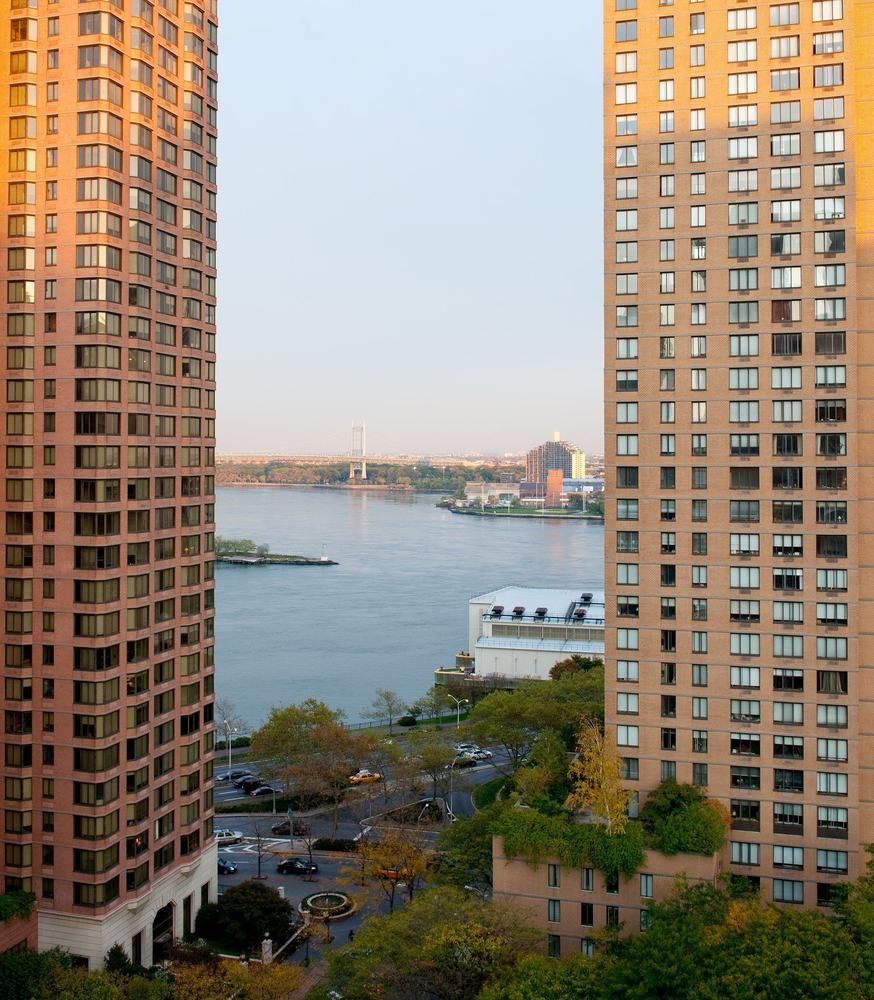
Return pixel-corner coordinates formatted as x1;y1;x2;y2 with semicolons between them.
293;958;328;996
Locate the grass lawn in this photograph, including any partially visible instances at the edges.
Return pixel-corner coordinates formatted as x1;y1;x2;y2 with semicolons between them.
473;776;508;810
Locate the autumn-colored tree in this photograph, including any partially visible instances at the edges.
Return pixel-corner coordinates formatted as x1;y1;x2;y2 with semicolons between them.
565;718;631;836
364;739;403;807
323;887;542;1000
223;961;303;999
169;960;302;1000
285;722;376;834
250;699;343;794
360;829;432;911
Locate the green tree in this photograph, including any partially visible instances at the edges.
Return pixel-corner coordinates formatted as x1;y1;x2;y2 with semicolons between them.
466;690;539;770
466;670;604;770
0;947;72;1000
603;881;864;1000
323;887;542;1000
435;801;509;891
194;881;292;953
834;844;874;994
479;955;605;1000
639;779;727;855
549;655;603;680
514;728;572;810
214;536;257;555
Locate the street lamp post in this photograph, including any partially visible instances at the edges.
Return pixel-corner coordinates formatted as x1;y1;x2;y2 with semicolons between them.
446;694;469;729
222;719;237;776
448;753;462;823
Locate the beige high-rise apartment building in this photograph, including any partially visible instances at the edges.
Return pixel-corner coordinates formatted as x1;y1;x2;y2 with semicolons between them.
605;0;872;907
0;0;219;965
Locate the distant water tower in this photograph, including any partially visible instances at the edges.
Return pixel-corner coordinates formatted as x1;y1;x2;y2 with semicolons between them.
350;423;367;481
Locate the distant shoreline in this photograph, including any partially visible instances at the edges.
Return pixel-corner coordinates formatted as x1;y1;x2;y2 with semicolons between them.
448;505;603;523
218;481;435;494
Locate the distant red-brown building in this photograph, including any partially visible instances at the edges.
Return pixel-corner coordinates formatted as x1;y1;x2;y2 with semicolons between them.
545;469;564;507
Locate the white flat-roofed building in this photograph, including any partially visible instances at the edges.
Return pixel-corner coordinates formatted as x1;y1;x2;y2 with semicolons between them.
467;586;605;680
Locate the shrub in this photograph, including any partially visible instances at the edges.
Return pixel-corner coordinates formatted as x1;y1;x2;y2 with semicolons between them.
654;801;726;856
397;715;417;727
640;779;727;856
313;837;357;852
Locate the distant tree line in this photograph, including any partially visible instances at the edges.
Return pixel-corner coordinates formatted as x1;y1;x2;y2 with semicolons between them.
216;461;524;492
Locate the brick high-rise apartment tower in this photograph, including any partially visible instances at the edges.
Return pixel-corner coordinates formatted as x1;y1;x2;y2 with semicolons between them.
605;0;873;906
0;0;218;964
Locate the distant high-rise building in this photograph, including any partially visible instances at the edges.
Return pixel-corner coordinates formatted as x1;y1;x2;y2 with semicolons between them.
525;432;585;483
1;0;219;965
605;0;868;914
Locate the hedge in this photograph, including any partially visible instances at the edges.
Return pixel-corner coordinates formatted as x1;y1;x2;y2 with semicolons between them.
497;810;646;880
313;838;357;852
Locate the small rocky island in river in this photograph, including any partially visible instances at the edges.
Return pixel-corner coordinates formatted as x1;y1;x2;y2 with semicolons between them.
215;537;337;566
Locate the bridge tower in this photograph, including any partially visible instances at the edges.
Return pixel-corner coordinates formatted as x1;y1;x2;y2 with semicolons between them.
350;423;367;481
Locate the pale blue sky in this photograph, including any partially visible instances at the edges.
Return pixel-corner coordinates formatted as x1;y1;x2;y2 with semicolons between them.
217;2;603;456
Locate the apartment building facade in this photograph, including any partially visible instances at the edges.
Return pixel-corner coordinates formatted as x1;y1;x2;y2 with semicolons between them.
1;0;219;965
605;0;873;908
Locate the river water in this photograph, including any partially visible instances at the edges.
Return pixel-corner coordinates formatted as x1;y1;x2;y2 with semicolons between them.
215;486;605;727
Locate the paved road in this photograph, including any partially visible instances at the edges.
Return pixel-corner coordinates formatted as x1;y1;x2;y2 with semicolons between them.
214;746;512;820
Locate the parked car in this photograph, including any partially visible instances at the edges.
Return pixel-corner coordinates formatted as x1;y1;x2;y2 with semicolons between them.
215;829;243;845
277;857;319;875
250;785;276;797
217;857;238;875
349;769;381;785
271;819;308;836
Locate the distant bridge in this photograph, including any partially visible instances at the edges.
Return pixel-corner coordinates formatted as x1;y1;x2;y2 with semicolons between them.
216;453;495;468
